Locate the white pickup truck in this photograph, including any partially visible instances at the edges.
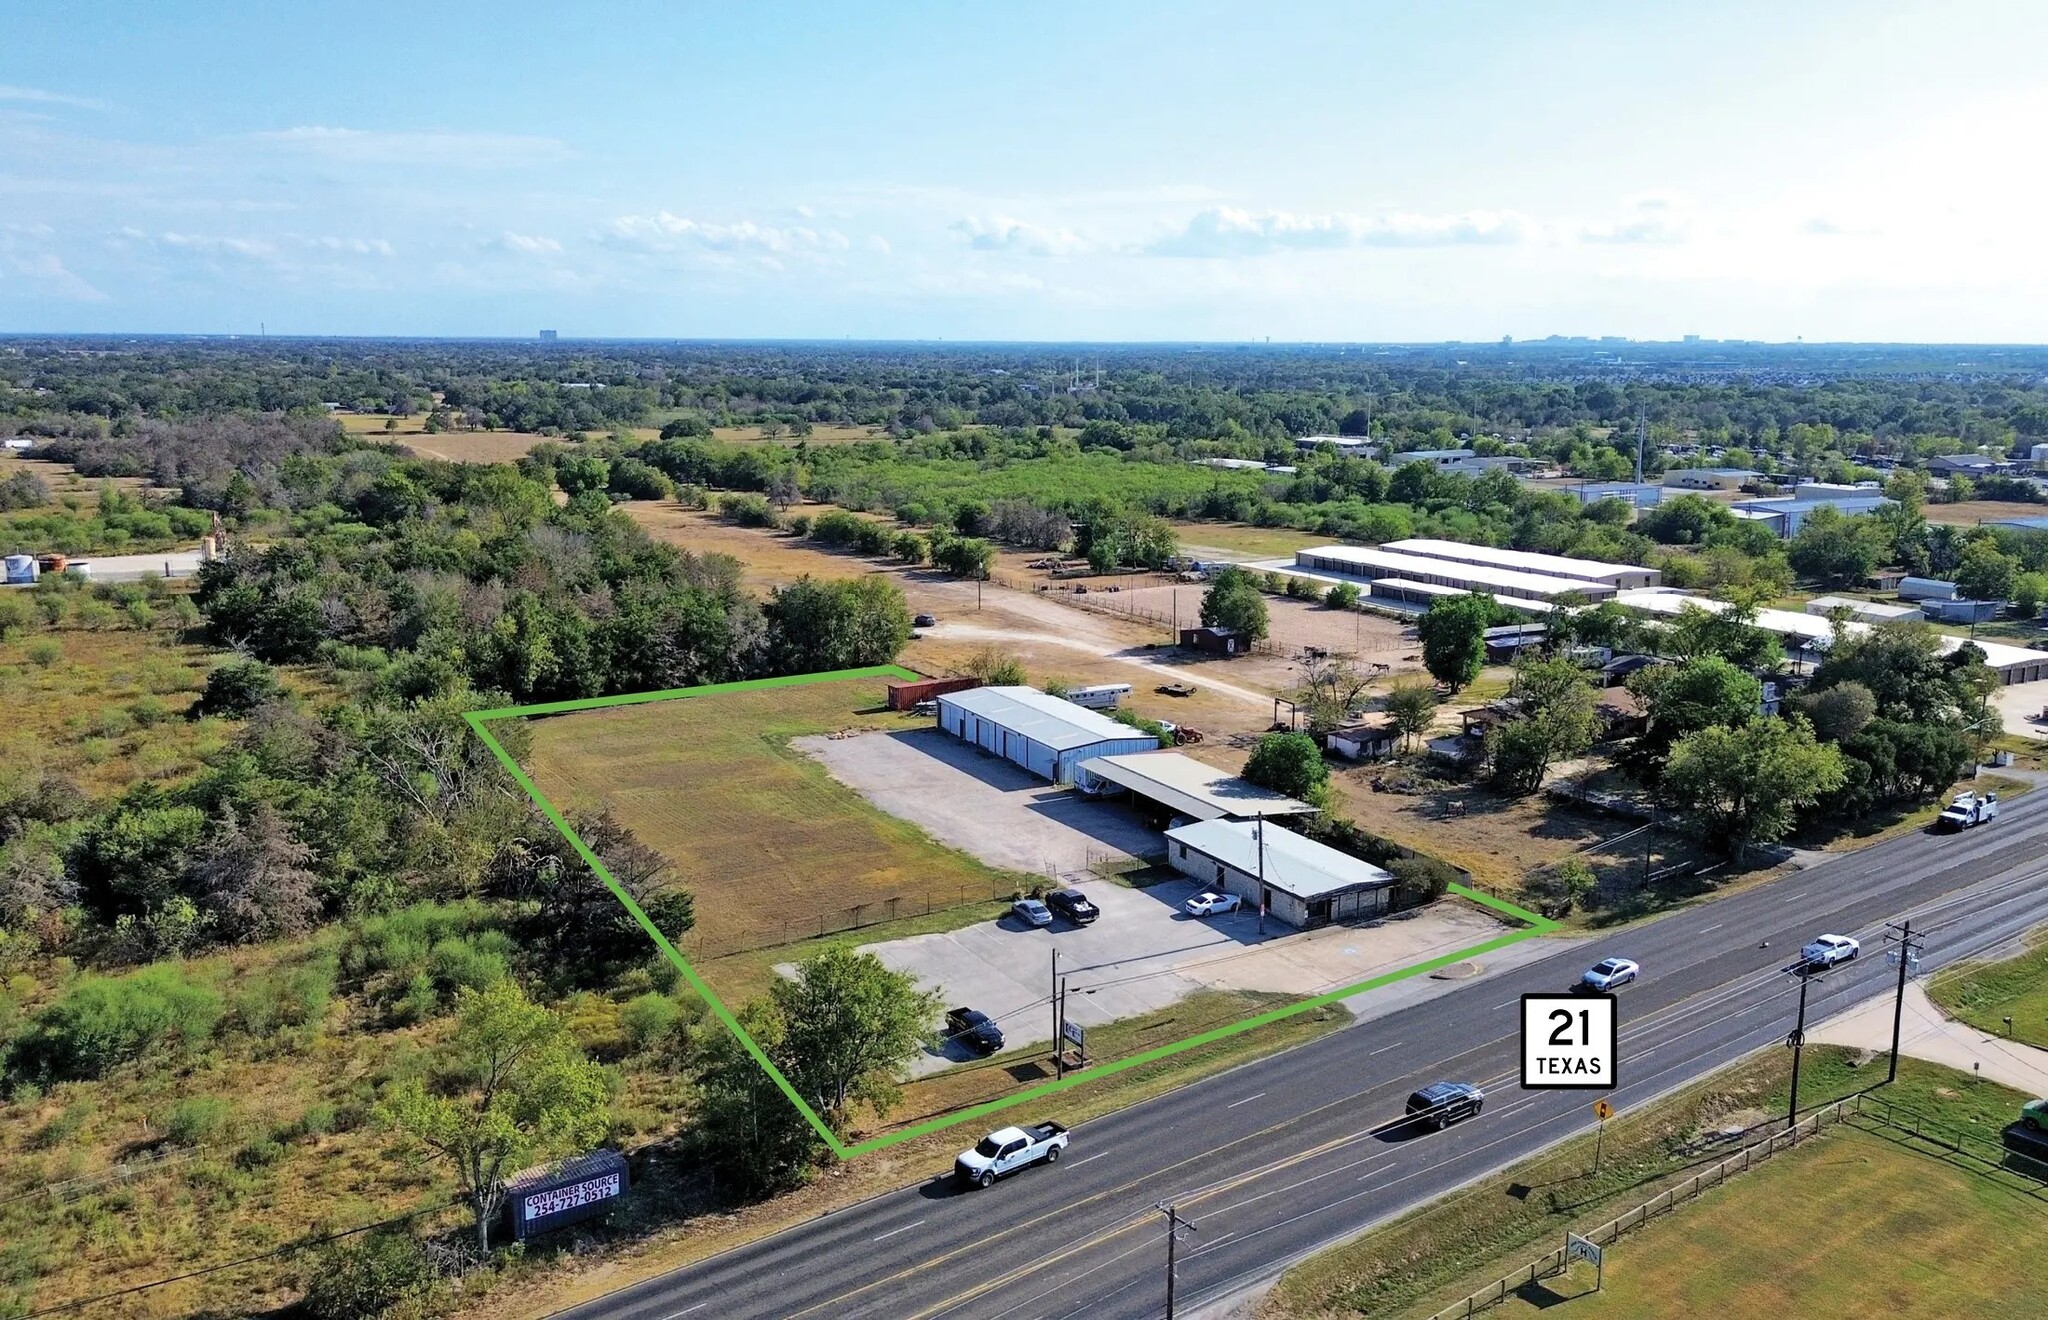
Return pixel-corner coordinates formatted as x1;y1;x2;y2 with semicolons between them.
1937;791;1999;831
954;1121;1069;1188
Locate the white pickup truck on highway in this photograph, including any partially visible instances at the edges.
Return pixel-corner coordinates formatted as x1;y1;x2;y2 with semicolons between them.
1936;791;1998;831
955;1122;1069;1188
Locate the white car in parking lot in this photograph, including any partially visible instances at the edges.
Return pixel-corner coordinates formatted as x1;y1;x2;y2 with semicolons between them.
1183;891;1242;917
1012;898;1053;927
1801;933;1860;967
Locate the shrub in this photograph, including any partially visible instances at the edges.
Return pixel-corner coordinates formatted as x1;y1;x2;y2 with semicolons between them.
1389;856;1460;908
6;964;222;1082
717;492;778;528
163;1095;233;1146
1324;582;1361;610
236;1134;286;1169
193;659;283;717
785;513;813;537
620;992;684;1053
230;956;336;1039
300;1232;440;1320
25;638;61;668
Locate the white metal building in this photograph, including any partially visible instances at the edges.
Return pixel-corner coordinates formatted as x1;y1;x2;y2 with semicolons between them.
1073;752;1314;821
1364;577;1553;617
1164;819;1396;928
1292;545;1618;604
935;686;1161;784
1381;538;1661;590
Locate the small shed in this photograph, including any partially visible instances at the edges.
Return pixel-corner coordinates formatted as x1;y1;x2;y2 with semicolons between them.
1899;576;1959;602
1164;818;1395;929
1921;598;2002;624
1180;626;1246;656
1595;689;1648;741
1327;719;1399;761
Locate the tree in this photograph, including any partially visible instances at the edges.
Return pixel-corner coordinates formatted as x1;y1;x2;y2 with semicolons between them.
1243;731;1330;805
1661;601;1783;671
1487;656;1595;795
379;979;612;1254
963;645;1026;687
1625;656;1764;771
1954;538;2019;603
762;575;912;674
1791;681;1876;743
1290;652;1374;735
1809;621;1963;722
691;1000;824;1195
769;946;939;1122
1382;681;1438;749
194;658;284;717
1664;718;1847;857
1199;566;1270;641
1417;593;1498;691
1786;506;1889;586
1323;582;1361;611
1546;601;1641;655
2012;571;2048;619
190;804;321;943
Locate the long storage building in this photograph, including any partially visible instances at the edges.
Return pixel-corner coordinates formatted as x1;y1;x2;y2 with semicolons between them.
1380;538;1661;590
935;686;1163;785
1291;545;1618;604
1164;818;1396;929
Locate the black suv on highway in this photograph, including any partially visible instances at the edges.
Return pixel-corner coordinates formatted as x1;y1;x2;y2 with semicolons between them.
1045;888;1100;924
1405;1081;1484;1130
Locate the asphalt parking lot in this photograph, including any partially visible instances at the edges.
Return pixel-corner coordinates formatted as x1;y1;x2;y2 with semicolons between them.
861;874;1522;1077
795;727;1165;877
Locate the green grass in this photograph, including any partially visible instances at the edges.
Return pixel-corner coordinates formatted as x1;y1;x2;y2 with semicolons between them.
1261;1048;2031;1320
1481;1127;2048;1319
1929;929;2048;1051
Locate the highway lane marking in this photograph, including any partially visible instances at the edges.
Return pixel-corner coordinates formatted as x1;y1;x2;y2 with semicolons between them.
1226;1092;1267;1108
1698;923;1723;933
659;1306;707;1318
1064;1151;1106;1167
1490;997;1518;1009
871;1219;925;1241
1188;1230;1238;1257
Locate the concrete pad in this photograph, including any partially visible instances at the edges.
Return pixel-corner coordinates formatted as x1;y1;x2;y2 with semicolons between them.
795;727;1165;878
1809;981;2048;1096
855;872;1521;1077
1992;677;2048;743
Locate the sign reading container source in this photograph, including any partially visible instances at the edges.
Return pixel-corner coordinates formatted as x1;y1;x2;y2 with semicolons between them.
502;1149;629;1241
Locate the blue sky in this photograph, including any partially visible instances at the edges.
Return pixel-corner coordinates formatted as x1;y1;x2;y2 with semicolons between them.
3;0;2044;340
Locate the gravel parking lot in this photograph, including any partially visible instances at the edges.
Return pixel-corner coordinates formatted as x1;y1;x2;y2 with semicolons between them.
795;727;1165;878
859;873;1521;1076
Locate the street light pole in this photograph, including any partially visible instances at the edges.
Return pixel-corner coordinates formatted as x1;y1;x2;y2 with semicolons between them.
1255;812;1266;936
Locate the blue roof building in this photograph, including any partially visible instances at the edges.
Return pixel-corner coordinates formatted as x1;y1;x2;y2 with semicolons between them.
1730;494;1895;537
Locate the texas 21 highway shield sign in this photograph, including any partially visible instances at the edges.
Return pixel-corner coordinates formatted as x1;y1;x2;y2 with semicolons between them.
1521;993;1619;1090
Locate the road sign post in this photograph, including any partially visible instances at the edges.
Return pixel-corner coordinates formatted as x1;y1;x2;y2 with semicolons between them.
1591;1099;1614;1174
1520;994;1619;1091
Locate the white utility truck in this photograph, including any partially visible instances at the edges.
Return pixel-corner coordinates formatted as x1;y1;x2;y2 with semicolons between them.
1936;791;1999;831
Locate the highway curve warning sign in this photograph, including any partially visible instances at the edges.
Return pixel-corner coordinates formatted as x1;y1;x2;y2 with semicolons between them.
1521;993;1618;1090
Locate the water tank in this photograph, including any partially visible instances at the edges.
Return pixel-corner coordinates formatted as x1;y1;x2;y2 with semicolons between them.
2;554;38;584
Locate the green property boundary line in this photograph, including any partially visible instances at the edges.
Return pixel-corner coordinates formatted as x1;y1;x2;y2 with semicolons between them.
464;666;1558;1159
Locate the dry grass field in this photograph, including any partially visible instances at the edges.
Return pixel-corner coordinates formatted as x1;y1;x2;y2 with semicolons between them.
0;628;226;797
1925;499;2048;527
1170;521;1333;559
0;451;159;507
337;412;557;463
522;676;1028;967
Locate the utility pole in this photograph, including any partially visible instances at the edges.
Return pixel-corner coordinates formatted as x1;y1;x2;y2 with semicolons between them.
1154;1203;1199;1319
1784;966;1813;1135
1885;920;1924;1085
1634;415;1647;485
1051;946;1060;1075
1057;975;1069;1078
1255;812;1267;936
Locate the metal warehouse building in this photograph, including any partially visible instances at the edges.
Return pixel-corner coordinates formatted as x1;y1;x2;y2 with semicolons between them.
1381;538;1661;591
1073;752;1314;822
935;686;1162;784
1164;818;1396;929
1365;577;1552;617
1292;545;1618;604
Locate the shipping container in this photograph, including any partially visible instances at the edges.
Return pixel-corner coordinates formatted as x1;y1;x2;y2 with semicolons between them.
885;675;983;711
500;1149;629;1242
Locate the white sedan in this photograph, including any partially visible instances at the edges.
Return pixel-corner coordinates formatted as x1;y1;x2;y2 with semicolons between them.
1801;934;1860;968
1578;957;1640;991
1183;891;1243;917
1012;898;1053;927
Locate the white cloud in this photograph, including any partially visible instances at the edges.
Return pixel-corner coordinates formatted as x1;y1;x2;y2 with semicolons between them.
129;231;394;262
0;84;106;111
1149;206;1537;257
1576;194;1693;245
602;211;851;255
494;232;563;255
951;215;1090;257
248;126;570;168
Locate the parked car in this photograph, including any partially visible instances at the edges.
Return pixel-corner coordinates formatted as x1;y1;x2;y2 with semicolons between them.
2022;1098;2048;1132
1800;933;1861;968
954;1121;1068;1188
1046;887;1100;924
1012;897;1053;927
913;613;938;628
1183;891;1242;917
945;1007;1005;1054
1405;1081;1485;1130
1936;791;1999;831
1578;957;1640;991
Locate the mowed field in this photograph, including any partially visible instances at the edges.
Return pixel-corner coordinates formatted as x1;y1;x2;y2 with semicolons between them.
337;412;557;463
1924;499;2048;527
522;676;1026;966
1480;1129;2048;1320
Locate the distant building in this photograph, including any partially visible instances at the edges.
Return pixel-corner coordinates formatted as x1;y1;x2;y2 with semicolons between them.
1387;448;1477;467
1921;598;2003;625
1294;435;1376;456
1729;493;1895;537
1663;468;1758;491
1555;481;1663;508
1928;454;2000;477
1803;595;1920;623
539;329;558;342
1898;577;1959;602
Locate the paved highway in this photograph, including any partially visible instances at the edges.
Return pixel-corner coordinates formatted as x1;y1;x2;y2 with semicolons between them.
561;796;2048;1320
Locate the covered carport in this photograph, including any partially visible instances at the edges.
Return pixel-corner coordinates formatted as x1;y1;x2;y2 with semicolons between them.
1071;751;1314;826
